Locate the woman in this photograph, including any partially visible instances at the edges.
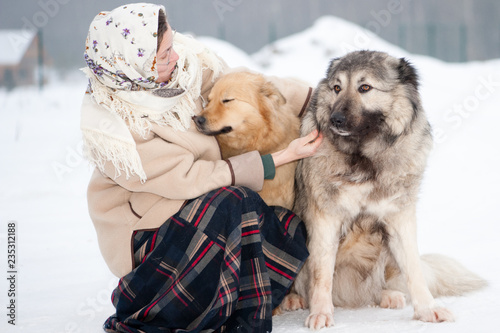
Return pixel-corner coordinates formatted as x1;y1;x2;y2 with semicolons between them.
81;3;322;332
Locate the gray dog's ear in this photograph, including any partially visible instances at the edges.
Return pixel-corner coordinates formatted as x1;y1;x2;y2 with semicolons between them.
396;58;419;88
326;57;342;82
260;81;286;106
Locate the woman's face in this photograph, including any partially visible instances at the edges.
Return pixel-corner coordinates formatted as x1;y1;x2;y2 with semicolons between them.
156;24;179;83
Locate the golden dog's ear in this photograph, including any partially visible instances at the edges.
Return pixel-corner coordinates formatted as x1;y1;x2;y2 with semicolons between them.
260;81;286;108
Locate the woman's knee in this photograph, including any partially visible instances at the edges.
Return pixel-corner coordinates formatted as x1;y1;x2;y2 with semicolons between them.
222;186;266;208
224;186;260;199
201;186;265;218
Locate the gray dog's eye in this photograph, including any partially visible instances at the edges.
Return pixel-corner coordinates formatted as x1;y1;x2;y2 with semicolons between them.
359;84;372;93
333;85;341;94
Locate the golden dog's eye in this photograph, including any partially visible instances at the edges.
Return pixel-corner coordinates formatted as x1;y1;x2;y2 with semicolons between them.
333;85;341;93
222;99;235;104
359;84;372;93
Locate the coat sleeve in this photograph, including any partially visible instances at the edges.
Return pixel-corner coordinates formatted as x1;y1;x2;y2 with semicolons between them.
100;131;265;200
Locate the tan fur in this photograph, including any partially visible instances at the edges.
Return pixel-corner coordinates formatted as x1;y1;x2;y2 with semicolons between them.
195;71;300;210
280;51;486;329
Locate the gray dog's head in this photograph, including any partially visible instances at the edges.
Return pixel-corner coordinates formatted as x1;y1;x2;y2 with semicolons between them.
310;50;423;152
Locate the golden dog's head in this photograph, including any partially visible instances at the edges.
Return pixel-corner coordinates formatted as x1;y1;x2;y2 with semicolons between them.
194;72;286;141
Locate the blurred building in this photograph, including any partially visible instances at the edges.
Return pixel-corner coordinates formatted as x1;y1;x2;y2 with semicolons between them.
0;29;45;89
0;0;498;72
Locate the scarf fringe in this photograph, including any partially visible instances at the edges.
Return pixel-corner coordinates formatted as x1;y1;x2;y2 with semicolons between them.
82;34;224;138
82;128;147;183
81;33;224;182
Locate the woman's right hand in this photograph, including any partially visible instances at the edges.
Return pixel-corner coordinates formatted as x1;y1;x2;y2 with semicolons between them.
271;130;323;168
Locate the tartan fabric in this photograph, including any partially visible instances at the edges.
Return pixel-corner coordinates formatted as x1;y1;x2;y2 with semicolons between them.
103;186;308;333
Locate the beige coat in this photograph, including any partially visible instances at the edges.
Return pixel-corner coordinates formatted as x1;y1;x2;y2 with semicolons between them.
87;67;313;277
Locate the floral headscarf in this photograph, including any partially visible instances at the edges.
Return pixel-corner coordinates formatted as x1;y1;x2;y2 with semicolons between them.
84;3;164;90
80;3;224;183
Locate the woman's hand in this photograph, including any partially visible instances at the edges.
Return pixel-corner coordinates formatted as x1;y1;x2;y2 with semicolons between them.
271;130;323;168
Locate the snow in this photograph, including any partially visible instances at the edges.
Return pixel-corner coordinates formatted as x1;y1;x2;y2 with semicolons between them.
0;30;36;66
1;16;500;332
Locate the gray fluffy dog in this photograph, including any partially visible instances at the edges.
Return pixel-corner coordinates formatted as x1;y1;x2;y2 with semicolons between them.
280;51;486;330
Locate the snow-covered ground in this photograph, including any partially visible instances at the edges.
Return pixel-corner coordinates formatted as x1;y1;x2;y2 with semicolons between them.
1;16;499;332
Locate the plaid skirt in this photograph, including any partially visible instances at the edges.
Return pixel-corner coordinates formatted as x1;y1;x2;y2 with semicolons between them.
104;186;309;333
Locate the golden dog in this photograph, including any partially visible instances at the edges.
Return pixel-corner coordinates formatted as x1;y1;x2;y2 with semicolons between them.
194;71;301;210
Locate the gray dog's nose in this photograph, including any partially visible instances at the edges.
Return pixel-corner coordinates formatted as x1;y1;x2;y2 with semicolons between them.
331;112;346;127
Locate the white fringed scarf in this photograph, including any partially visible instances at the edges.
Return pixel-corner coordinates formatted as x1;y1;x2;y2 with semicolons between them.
80;3;223;183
